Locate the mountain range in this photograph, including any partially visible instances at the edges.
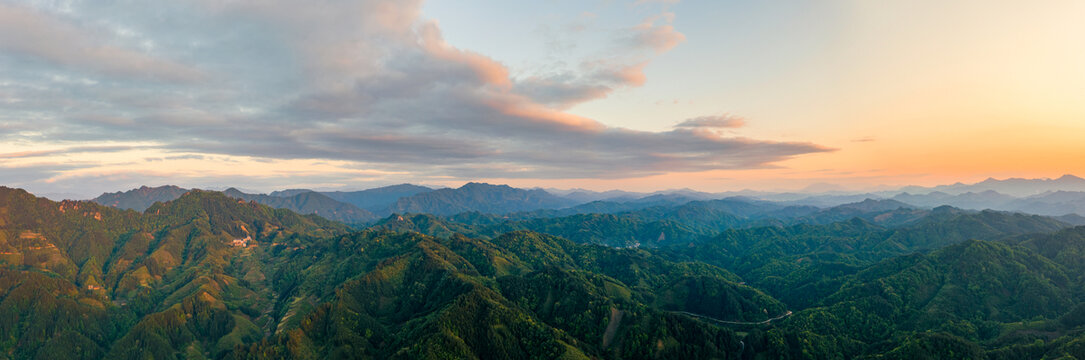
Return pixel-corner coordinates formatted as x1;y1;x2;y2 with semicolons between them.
222;188;378;224
93;185;189;212
88;176;1085;226
5;183;1085;358
899;174;1085;197
384;182;579;216
0;187;772;359
270;183;433;212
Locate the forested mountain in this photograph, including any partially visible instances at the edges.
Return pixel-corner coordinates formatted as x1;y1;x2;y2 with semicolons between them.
9;184;1085;359
231;230;781;359
222;188;378;224
385;182;578;216
271;184;435;213
658;208;1068;306
316;184;434;213
375;198;1067;248
93;185;189;212
0;187;347;359
497;194;722;220
755;239;1085;359
546;188;643;203
0;187;774;359
93;186;378;225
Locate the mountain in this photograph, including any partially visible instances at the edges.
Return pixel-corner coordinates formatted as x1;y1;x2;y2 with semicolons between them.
1;187;776;359
377;199;1066;251
1054;213;1085;226
222;188;378;224
486;193;732;221
265;188;313;197
790;198;924;226
775;193;887;208
545;188;644;203
233;230;783;358
890;189;1085;216
92;185;189;212
902;174;1085;197
757;239;1077;359
892;190;1016;210
0;187;348;359
658;207;1070;310
1010;190;1085;216
94;186;377;225
645;188;720;200
385;182;578;216
7;184;1085;359
1008;225;1085;273
374;197;815;247
315;183;433;213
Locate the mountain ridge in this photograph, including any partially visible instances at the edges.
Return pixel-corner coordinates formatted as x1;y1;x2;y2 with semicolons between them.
385;182;579;216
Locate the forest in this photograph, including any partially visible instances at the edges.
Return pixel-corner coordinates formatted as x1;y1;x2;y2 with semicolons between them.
3;186;1085;359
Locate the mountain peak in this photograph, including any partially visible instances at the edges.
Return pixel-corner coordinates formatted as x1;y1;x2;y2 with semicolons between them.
94;185;191;211
461;182;508;189
388;182;575;216
1056;174;1084;182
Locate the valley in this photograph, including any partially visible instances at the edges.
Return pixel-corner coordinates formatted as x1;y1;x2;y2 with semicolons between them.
2;178;1085;358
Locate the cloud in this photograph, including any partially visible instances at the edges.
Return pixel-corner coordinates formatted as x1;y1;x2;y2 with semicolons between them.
0;145;150;159
627;13;686;53
0;3;204;83
676;115;746;129
2;0;829;190
634;0;681;5
0;162;97;184
513;62;647;109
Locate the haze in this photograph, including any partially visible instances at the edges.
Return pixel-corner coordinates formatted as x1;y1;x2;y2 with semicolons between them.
2;0;1083;198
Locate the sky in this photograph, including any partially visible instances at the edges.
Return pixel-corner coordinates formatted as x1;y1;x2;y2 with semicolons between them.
1;0;1084;198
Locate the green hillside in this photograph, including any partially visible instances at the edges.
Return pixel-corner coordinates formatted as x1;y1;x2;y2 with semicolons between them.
5;185;1085;359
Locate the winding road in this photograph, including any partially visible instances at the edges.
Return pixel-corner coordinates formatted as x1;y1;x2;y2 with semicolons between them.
669;310;793;326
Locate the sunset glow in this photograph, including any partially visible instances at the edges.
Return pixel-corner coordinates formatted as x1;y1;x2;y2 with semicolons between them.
2;0;1083;197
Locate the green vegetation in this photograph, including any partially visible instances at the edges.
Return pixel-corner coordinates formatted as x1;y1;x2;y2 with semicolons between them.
93;185;378;225
222;188;378;224
386;183;578;217
6;185;1085;359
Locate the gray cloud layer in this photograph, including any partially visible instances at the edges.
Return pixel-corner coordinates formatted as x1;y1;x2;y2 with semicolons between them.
676;115;747;129
0;0;829;184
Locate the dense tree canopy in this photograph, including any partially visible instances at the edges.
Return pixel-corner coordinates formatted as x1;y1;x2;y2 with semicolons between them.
3;186;1085;359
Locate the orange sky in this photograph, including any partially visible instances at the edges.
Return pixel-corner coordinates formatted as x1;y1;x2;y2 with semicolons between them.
2;1;1085;197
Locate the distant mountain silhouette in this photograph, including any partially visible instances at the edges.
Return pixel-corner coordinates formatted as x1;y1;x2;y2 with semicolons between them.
222;188;377;224
316;184;433;213
547;188;643;203
94;185;377;224
901;174;1085;197
891;189;1085;216
92;185;189;211
386;182;578;216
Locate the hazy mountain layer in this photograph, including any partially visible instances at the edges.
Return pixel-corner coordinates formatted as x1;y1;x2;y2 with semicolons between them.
223;188;378;224
9;184;1085;359
92;185;189;212
93;186;378;225
385;182;579;216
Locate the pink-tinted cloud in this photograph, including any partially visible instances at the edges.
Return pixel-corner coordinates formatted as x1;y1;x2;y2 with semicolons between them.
676;115;747;129
417;21;512;88
628;16;686;53
2;0;829;187
514;62;648;109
